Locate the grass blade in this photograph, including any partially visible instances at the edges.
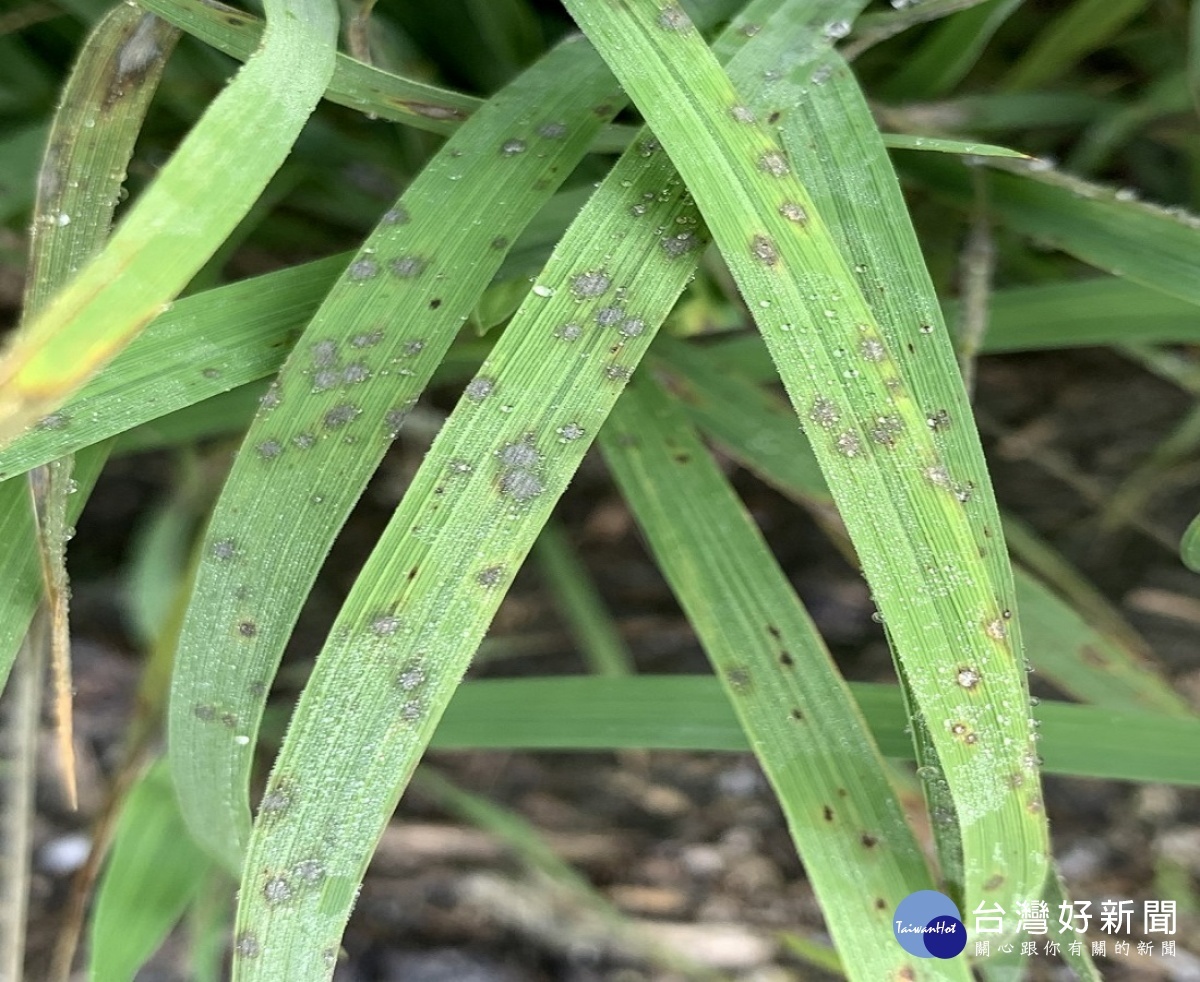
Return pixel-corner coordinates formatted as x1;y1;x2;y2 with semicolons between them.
168;35;629;873
135;0;732;151
880;0;1023;100
429;677;1200;785
0;639;42;982
906;154;1200;310
1183;512;1200;573
14;4;181;809
657;339;1192;717
563;0;1047;922
227;6;815;975
87;759;212;982
599;372;965;981
9;259;1199;485
533;521;634;677
881;133;1028;158
0;255;345;481
1000;0;1146;91
0;458;103;692
0;0;338;445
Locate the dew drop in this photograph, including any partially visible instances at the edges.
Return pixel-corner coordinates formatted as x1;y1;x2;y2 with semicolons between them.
823;18;851;39
532;284;555;298
501;138;527;156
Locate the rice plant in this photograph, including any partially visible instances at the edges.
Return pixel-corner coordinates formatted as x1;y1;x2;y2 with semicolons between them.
1;0;1198;979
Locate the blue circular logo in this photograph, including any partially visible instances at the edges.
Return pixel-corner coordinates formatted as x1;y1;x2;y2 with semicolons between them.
892;891;967;958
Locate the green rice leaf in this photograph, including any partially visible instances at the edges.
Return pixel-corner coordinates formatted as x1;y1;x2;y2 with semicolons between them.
599;372;962;981
88;759;212;982
226;5;817;976
882;133;1029;158
1182;512;1200;573
905;154;1200;310
563;0;1047;923
0;0;338;445
1000;0;1147;92
430;677;1200;786
654;339;1191;718
169;34;628;873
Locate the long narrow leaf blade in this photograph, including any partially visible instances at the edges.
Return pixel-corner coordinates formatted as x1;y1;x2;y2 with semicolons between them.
169;36;629;871
227;7;808;976
0;0;338;445
907;154;1200;310
600;373;965;981
563;0;1048;920
88;760;212;982
431;677;1200;786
